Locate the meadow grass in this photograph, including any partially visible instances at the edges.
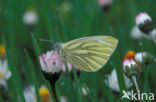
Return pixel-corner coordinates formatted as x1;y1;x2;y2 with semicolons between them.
0;0;156;102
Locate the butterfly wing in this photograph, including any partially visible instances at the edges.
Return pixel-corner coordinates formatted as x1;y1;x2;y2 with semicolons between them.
61;35;118;72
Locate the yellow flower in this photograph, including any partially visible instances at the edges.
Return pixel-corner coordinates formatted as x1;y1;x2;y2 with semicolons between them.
0;44;5;56
39;86;50;102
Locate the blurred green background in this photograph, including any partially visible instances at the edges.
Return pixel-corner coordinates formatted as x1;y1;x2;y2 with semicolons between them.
0;0;156;102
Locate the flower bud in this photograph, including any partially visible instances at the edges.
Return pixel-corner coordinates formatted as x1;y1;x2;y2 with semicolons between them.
98;0;113;11
123;59;138;77
135;12;154;34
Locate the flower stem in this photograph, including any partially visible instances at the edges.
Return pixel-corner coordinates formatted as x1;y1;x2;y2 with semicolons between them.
131;76;139;92
131;75;142;102
50;82;58;102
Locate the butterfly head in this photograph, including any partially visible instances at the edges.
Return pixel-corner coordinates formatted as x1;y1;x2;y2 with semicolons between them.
52;43;61;51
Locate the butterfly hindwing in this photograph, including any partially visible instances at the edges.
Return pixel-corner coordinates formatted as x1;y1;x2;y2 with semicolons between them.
61;35;118;72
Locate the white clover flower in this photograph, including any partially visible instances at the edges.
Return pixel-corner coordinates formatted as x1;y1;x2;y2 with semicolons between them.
105;69;133;92
130;25;143;40
0;59;11;89
39;51;62;74
23;10;38;26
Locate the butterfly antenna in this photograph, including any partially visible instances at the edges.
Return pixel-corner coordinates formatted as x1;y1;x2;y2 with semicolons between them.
36;38;53;43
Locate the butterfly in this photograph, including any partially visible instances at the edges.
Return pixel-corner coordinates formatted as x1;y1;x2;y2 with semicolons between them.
49;35;118;72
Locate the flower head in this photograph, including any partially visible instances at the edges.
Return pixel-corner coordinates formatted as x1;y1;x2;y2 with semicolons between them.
98;0;113;11
23;86;37;102
0;59;11;89
105;69;133;92
123;59;138;77
23;85;52;102
39;51;62;74
135;52;155;65
98;0;113;6
23;10;38;26
135;12;154;34
39;86;51;102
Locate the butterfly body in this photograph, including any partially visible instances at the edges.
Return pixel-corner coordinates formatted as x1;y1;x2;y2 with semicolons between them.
54;35;118;72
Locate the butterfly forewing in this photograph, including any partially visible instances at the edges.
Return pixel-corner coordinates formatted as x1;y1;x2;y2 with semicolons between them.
61;35;118;72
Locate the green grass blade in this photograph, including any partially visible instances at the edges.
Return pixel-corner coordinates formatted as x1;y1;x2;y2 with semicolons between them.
2;36;26;102
25;50;41;102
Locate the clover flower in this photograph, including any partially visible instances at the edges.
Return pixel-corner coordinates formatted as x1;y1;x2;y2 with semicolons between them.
105;69;133;92
98;0;113;11
23;10;38;26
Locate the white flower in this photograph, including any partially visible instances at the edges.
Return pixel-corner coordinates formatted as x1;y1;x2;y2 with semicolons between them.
23;85;52;102
105;69;133;92
130;25;143;40
98;0;113;6
39;51;62;74
23;86;37;102
135;12;151;26
60;96;67;102
123;59;136;69
135;12;154;34
23;10;38;26
135;52;147;63
0;59;11;89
